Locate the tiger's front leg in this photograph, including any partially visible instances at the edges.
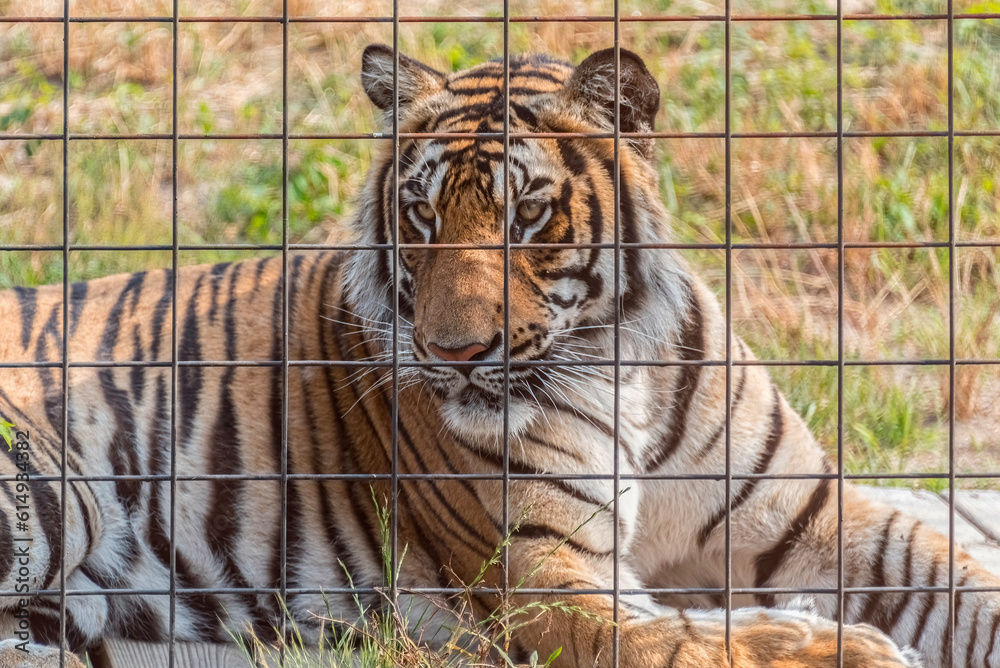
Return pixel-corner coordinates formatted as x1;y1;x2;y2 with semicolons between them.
838;486;1000;667
740;481;1000;667
506;536;920;667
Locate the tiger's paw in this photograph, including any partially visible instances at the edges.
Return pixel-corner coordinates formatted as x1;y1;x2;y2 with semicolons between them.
840;623;923;668
0;640;86;668
729;609;922;668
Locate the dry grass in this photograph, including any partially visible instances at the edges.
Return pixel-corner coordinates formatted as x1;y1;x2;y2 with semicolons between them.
2;0;1000;482
228;493;609;668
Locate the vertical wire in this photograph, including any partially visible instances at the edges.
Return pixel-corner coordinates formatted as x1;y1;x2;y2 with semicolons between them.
390;0;401;611
723;0;733;663
835;1;846;666
501;0;511;603
611;0;622;665
946;0;956;665
59;0;69;664
279;0;291;663
168;1;180;666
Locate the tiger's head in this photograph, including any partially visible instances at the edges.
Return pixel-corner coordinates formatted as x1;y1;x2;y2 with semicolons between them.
344;45;688;442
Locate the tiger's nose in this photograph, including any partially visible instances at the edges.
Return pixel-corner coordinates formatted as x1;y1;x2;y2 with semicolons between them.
427;341;489;363
427;333;503;364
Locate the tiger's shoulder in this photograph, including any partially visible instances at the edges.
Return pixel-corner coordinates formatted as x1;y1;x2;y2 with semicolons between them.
0;253;347;391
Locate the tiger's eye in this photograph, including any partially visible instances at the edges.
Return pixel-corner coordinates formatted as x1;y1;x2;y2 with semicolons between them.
413;201;436;222
516;200;545;222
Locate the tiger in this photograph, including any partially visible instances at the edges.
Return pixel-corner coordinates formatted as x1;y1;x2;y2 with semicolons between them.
0;43;998;668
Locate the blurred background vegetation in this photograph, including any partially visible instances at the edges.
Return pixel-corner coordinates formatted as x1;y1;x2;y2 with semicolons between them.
1;0;998;485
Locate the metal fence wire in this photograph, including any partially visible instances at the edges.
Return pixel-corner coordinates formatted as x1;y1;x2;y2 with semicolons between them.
2;1;1000;667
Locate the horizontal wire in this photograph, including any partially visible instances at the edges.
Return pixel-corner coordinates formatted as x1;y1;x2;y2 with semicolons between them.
3;584;999;598
4;240;1000;252
4;12;1000;23
4;471;999;483
1;358;998;369
3;130;1000;141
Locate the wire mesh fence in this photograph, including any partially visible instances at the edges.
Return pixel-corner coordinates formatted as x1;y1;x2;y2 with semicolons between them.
1;0;1000;667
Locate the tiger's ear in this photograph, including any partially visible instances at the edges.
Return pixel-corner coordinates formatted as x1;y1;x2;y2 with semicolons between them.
362;44;447;112
564;48;660;148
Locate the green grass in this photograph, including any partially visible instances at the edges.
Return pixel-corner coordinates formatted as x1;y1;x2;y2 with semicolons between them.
230;490;613;667
1;0;999;483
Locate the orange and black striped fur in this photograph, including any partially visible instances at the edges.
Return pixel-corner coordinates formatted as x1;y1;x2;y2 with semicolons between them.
1;45;997;667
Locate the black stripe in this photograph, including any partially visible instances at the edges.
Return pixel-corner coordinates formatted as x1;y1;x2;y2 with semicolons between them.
373;159;393;302
515;523;612;559
148;268;173;361
69;281;87;337
374;388;495;558
946;573;971;667
287;254;306;317
526;388;614;439
222;263;243;363
318;288;384;570
207;261;230;324
398;495;454;591
0;389;34;433
519;432;585;462
13;286;37;350
884;521;918;633
35;303;63;434
694;358;747;463
666;611;695;668
536;183;604;304
67;479;94;561
448;65;566;87
298;253;328;314
754;478;831;606
253;255;273;293
97;271;146;359
0;506;12;583
32;607;90;651
202;264;273;629
99;368;144;514
548;578;595;591
965;602;984;668
145;374;227;640
619;170;647;317
697;386;783;547
385;411;497;562
665;642;685;668
910;558;939;649
206;266;248;568
1;448;62;590
300;258;359;581
985;611;1000;667
129;325;145;402
644;286;705;472
556;139;588;176
858;511;899;626
391;430;495;557
473;443;606;509
91;274;148;513
113;597;162;642
268;260;305;600
178;274;205;449
446;85;556;97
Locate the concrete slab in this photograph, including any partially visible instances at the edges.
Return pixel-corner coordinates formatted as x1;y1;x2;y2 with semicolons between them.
92;640;247;668
855;486;986;547
856;486;1000;579
947;489;1000;543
